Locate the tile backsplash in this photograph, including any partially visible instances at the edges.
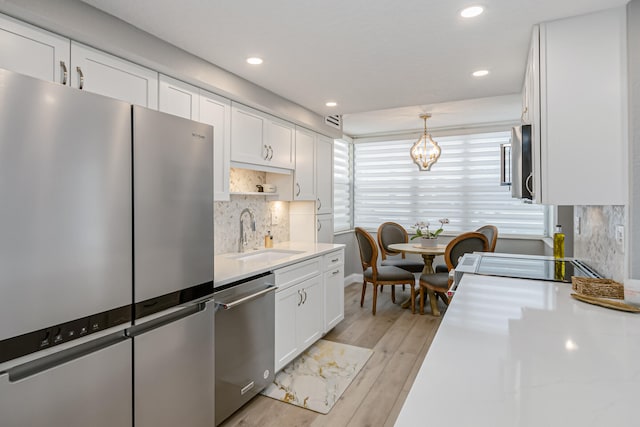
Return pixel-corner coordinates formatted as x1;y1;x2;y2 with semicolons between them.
574;205;625;282
214;168;290;254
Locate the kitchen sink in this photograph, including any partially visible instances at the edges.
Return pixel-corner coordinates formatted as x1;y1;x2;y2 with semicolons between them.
225;249;304;263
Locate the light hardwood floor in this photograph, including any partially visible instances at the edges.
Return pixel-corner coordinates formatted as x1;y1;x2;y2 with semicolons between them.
221;281;446;427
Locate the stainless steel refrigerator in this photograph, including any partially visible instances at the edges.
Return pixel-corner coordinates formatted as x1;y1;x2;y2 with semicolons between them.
0;69;215;427
131;105;214;427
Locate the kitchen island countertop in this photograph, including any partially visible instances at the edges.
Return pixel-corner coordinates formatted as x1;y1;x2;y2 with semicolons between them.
214;241;345;288
395;273;640;427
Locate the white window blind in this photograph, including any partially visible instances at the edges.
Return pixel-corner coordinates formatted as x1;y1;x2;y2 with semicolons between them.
333;139;352;232
353;131;546;236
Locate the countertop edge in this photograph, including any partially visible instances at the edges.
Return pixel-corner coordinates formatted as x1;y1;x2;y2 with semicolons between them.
214;241;345;287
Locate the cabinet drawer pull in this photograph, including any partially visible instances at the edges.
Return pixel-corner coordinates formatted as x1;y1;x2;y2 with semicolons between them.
317;198;321;211
317;220;321;231
268;145;273;160
76;66;84;90
263;144;269;160
301;289;307;304
332;270;340;275
331;258;339;263
60;61;68;85
297;289;303;306
295;182;301;197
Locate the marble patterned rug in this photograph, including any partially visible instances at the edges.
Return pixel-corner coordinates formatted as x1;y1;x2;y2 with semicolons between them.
260;339;373;414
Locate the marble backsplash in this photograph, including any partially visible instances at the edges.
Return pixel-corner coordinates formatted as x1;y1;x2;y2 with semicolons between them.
574;205;625;282
214;168;290;254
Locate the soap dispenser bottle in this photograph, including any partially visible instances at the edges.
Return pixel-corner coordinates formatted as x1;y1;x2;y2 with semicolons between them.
265;230;273;248
553;225;565;259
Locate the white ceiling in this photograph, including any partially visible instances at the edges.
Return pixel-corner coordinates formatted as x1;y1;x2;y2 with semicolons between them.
81;0;628;136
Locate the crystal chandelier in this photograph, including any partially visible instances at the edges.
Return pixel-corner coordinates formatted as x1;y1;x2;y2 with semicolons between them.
410;114;441;171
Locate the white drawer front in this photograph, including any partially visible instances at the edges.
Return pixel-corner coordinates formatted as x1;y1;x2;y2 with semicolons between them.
323;250;344;271
274;257;321;290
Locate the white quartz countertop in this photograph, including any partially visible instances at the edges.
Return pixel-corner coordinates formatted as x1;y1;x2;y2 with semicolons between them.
214;241;345;287
395;273;640;427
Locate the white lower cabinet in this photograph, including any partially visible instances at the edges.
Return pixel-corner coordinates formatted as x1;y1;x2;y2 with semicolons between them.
273;251;344;371
275;275;323;371
323;250;345;333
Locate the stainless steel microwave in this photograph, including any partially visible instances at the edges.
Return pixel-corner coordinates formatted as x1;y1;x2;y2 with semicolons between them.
501;125;533;200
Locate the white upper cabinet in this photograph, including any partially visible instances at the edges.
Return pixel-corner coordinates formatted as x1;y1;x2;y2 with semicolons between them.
294;127;316;200
158;76;232;201
0;15;158;108
315;135;334;215
200;90;231;201
231;103;268;166
0;13;70;84
267;116;295;169
527;7;627;205
230;103;295;170
158;74;199;120
70;42;158;109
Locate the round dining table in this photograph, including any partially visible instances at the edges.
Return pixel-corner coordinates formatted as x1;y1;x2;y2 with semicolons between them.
388;243;447;275
388;242;447;315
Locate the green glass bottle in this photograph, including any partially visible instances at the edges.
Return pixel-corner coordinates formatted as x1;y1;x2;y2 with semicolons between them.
553;225;565;259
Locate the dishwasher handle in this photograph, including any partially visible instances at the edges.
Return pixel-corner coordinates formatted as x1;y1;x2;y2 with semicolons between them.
215;285;276;310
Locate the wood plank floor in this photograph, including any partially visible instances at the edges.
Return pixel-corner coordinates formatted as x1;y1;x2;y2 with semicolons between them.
220;281;446;427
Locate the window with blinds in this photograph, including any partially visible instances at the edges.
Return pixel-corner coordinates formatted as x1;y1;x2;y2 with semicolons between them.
353;131;546;236
333;138;353;232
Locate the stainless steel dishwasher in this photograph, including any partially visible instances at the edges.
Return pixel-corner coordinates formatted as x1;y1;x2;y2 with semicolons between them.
214;272;276;425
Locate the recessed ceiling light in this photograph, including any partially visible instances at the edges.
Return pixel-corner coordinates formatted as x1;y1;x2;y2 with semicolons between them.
472;69;489;77
246;57;263;65
460;6;484;18
325;101;337;107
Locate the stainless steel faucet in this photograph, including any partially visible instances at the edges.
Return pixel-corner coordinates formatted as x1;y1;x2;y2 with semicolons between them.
239;208;256;252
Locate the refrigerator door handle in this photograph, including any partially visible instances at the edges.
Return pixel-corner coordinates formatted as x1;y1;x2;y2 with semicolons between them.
127;300;211;337
4;332;128;383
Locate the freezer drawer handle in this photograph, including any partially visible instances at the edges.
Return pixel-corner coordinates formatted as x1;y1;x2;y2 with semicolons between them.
215;285;276;310
127;302;206;337
240;381;255;395
6;332;128;383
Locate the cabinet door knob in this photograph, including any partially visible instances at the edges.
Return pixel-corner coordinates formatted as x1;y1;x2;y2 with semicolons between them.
60;61;68;85
76;66;84;90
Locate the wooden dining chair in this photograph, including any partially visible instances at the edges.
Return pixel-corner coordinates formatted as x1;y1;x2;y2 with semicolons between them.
377;222;424;273
476;224;498;252
419;231;489;315
355;227;417;314
434;224;498;273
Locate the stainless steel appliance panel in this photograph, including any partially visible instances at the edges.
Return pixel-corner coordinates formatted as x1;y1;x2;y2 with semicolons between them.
0;332;132;427
133;106;213;302
0;69;132;341
132;300;215;427
214;274;276;425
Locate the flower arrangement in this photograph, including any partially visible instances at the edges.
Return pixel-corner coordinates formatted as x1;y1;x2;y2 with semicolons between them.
410;218;450;240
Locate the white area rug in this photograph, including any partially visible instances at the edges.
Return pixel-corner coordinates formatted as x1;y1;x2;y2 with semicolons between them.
261;339;373;414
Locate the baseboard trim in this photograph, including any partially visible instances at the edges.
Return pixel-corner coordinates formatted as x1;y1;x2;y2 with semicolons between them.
344;273;362;287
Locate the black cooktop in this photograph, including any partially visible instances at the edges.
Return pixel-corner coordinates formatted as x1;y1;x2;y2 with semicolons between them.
475;256;599;283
